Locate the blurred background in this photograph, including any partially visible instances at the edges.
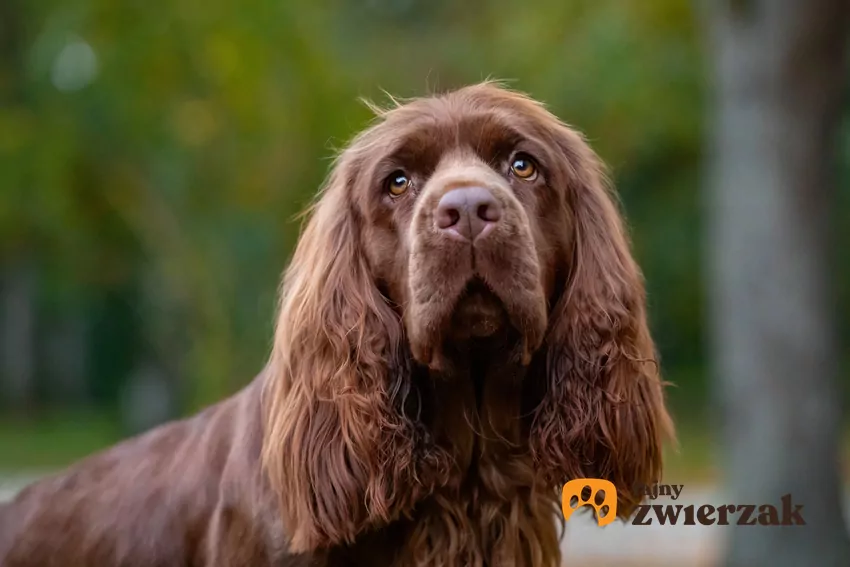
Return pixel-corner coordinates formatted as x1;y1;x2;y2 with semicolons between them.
0;0;847;565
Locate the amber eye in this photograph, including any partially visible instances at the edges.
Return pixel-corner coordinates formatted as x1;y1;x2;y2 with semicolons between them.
510;154;537;180
387;171;411;196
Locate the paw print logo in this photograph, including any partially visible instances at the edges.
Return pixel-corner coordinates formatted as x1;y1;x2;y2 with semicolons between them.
561;479;617;527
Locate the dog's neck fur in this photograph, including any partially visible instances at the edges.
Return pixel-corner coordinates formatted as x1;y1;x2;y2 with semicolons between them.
410;331;534;484
319;338;561;566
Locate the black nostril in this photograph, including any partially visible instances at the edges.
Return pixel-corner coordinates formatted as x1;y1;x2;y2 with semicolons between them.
437;206;461;230
477;202;500;223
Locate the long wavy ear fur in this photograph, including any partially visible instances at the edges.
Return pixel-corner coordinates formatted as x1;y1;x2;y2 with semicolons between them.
530;126;674;517
261;151;448;553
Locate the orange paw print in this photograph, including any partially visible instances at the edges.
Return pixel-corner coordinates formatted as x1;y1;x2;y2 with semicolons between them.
561;479;617;527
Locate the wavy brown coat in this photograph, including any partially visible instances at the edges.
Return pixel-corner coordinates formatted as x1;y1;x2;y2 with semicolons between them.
0;83;673;567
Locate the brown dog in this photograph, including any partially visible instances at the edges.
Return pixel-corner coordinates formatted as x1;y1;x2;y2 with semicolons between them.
0;82;673;567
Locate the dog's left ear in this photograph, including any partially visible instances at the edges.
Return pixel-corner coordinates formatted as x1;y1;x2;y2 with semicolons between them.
529;125;674;517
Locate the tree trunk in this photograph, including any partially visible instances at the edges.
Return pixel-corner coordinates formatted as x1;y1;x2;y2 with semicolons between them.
45;309;90;405
704;0;850;565
0;261;37;410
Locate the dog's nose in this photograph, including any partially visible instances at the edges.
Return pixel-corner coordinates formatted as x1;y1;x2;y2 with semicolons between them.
435;187;502;241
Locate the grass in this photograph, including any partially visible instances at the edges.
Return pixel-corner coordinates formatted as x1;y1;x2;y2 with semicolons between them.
663;419;718;484
0;410;124;471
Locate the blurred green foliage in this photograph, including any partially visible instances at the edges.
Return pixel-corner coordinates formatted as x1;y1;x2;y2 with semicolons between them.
0;0;846;436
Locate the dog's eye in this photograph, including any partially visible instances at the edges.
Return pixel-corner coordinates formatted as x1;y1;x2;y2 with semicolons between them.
387;171;411;197
510;154;537;180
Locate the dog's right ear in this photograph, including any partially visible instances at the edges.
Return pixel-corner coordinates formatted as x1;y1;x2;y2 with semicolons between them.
261;149;450;552
529;124;674;518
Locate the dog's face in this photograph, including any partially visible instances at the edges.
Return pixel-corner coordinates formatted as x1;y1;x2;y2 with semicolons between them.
347;86;577;368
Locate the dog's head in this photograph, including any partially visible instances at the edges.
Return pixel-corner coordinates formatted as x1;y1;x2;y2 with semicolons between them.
263;82;673;552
